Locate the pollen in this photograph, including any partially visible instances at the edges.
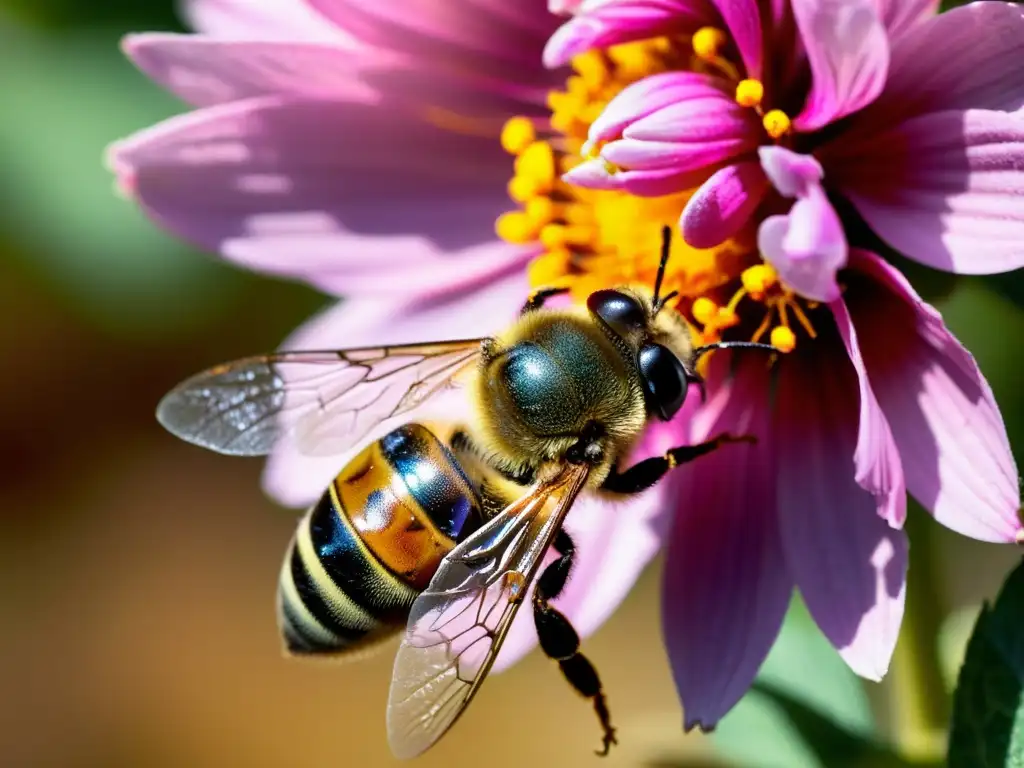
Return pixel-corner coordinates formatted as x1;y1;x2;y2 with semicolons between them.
741;264;777;298
501;117;536;155
495;211;538;244
770;325;797;353
691;297;719;326
692;27;727;61
735;79;764;109
763;109;791;139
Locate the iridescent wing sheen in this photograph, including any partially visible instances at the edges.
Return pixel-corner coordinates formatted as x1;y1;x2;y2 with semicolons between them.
385;463;591;759
156;340;483;458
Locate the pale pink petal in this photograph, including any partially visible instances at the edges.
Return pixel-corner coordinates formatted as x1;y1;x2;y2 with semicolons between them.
870;1;1024;118
263;268;528;507
543;0;715;67
873;0;937;39
107;96;514;295
758;145;823;198
758;186;847;302
122;35;379;107
845;250;1022;543
184;0;346;40
775;345;908;680
828;109;1024;274
828;298;906;527
791;0;890;132
664;358;792;730
549;0;584;13
680;161;769;248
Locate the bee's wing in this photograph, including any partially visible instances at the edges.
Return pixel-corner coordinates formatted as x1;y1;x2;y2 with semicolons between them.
156;340;483;458
386;463;591;759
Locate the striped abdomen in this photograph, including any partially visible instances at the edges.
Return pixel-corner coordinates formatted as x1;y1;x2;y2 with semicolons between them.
277;424;482;656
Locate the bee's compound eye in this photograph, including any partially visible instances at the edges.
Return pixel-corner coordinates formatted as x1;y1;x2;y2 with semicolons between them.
637;343;689;421
587;289;646;339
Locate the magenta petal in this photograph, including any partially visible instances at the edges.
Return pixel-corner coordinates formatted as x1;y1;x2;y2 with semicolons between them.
543;0;715;67
588;71;730;144
874;0;937;39
829;298;906;526
711;0;763;79
757;187;847;302
106;96;514;291
680;161;769;248
122;34;377;107
663;359;792;730
263;268;528;507
831;109;1024;274
792;0;890;132
549;0;584;14
775;348;908;680
845;250;1022;543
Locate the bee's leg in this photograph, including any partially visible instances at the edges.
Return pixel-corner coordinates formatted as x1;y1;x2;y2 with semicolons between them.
601;432;756;495
520;287;570;315
534;529;617;756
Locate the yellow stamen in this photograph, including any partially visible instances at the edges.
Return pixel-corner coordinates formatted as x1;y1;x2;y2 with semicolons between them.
495;211;538;244
692;297;719;326
741;264;777;298
692;27;726;61
770;325;797;353
735;79;764;109
500;117;536;155
515;141;557;187
528;248;572;288
788;296;818;338
763;109;791;139
507;175;541;203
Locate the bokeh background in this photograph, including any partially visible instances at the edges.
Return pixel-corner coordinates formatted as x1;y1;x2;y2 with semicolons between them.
1;2;1021;767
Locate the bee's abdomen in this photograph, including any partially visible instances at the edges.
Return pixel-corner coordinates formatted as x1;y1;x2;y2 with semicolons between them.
277;423;482;656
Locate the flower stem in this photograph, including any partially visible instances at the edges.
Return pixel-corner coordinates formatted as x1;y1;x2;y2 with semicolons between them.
890;508;950;762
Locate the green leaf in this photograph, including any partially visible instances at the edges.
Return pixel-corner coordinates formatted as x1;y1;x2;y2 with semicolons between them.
947;556;1024;768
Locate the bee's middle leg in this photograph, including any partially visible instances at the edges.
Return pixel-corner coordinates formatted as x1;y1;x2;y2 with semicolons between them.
600;431;756;495
534;529;616;756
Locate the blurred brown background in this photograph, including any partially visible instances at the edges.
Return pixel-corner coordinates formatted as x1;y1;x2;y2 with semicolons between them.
0;2;1021;767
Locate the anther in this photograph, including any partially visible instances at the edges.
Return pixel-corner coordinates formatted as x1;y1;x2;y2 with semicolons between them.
496;211;539;244
507;175;541;203
501;117;536;155
763;110;791;139
515;142;557;187
692;27;727;61
735;79;764;109
692;297;719;326
770;325;797;353
741;264;777;298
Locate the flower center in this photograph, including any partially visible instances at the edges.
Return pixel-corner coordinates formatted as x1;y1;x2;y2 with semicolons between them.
495;31;820;352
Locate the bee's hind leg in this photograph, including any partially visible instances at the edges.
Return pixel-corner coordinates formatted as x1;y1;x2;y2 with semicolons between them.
533;528;617;756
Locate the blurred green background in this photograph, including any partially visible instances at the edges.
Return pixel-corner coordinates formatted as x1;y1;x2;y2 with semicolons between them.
0;2;1021;767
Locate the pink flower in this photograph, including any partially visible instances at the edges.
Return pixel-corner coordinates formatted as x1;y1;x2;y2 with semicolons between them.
552;0;1024;298
110;0;1023;731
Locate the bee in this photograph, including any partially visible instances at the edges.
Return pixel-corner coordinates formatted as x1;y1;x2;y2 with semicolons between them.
157;227;775;758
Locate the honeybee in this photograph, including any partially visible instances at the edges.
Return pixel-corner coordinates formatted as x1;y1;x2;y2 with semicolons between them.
157;228;775;758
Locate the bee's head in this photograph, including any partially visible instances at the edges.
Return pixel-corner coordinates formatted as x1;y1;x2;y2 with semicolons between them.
587;226;777;422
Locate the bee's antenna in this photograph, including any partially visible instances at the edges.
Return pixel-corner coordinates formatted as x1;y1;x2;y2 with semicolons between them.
692;341;779;359
652;225;675;313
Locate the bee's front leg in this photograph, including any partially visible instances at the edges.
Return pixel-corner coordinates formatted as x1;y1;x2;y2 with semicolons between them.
600;432;757;495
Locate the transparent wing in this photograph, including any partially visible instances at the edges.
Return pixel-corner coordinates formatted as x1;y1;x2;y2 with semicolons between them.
156;340;483;457
386;463;591;759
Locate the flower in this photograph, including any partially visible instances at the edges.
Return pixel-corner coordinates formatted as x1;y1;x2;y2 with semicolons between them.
110;0;1023;732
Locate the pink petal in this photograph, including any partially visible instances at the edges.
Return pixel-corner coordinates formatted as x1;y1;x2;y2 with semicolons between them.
829;109;1024;274
774;346;908;681
758;145;824;198
543;0;715;67
757;186;847;302
663;358;792;730
549;0;584;13
873;0;937;39
121;34;378;108
828;298;906;527
680;160;769;248
711;0;763;80
263;268;529;507
845;250;1022;543
791;0;890;132
184;0;346;40
871;1;1024;118
588;71;731;145
106;96;515;295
